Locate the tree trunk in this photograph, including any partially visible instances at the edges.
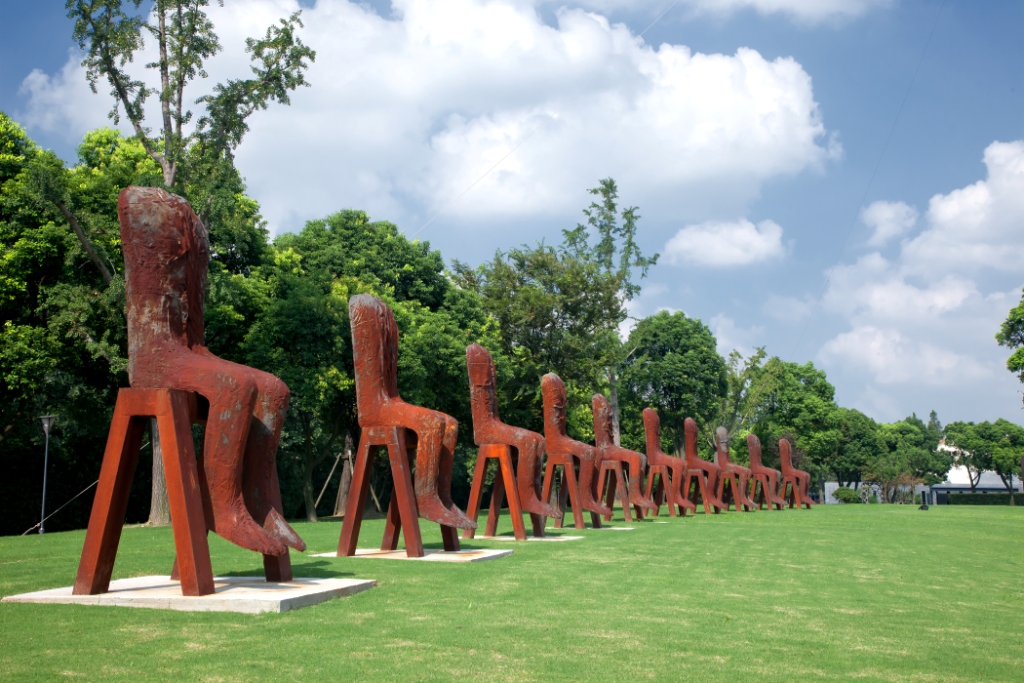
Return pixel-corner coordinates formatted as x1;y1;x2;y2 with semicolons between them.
333;431;355;516
302;421;319;523
148;418;171;526
608;366;621;446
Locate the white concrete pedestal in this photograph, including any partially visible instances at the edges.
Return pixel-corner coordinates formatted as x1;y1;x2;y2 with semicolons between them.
313;548;512;562
1;575;375;614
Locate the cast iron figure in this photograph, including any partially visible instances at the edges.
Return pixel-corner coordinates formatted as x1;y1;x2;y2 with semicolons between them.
713;427;757;511
540;373;611;528
642;408;695;517
779;438;813;509
747;434;786;510
463;344;560;539
681;417;726;514
593;395;657;521
75;187;302;597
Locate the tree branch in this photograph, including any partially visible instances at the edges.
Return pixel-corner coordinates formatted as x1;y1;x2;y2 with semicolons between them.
55;201;113;284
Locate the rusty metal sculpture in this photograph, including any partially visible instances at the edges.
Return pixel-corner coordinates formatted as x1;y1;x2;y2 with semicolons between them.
642;408;695;517
593;395;657;522
747;434;786;510
713;427;757;512
74;187;303;598
779;438;814;509
681;417;727;514
463;344;560;539
539;373;611;528
338;294;474;558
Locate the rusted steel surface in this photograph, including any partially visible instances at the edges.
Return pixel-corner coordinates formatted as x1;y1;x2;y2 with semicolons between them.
338;295;474;558
592;395;656;519
779;438;814;509
76;187;302;595
747;434;786;510
540;373;610;527
642;408;695;517
463;344;560;539
681;417;727;514
713;427;757;511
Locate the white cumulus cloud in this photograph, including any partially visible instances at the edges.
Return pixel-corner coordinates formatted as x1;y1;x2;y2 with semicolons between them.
540;0;892;23
664;218;784;267
861;200;918;247
17;0;839;236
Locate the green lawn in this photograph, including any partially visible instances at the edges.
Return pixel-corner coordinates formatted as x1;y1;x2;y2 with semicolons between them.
1;505;1022;682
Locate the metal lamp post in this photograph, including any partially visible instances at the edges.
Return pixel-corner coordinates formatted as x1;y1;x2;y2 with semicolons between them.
38;415;56;534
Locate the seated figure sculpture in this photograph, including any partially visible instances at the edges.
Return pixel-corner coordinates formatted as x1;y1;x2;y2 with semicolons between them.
713;427;757;512
682;417;727;514
642;408;695;517
747;434;787;510
347;294;475;531
779;438;814;509
540;373;612;527
76;187;304;596
592;395;657;521
464;343;561;538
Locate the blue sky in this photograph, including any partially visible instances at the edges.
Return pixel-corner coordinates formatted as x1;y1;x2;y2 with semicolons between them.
2;0;1023;427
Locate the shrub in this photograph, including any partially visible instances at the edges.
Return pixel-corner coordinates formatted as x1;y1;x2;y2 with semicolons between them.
833;487;862;504
947;492;1019;506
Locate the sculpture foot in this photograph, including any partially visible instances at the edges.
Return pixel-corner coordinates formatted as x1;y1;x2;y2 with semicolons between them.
263;508;306;552
212;494;288;556
584;500;613;518
418;494;477;530
522;496;562;520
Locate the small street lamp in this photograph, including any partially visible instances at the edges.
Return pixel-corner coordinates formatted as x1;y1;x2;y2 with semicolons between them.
38;415;56;534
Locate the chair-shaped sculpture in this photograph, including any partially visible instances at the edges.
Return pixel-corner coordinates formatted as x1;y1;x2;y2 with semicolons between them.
338;295;475;558
713;427;757;512
74;187;304;598
539;373;612;529
681;417;727;514
463;344;561;540
779;438;813;509
642;408;695;517
593;395;657;522
747;434;786;510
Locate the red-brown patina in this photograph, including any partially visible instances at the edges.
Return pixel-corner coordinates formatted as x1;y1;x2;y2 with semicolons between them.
713;427;757;511
463;344;560;539
779;438;814;509
747;434;787;510
642;408;695;517
593;395;656;521
74;187;302;597
681;417;727;514
337;294;473;558
539;373;611;528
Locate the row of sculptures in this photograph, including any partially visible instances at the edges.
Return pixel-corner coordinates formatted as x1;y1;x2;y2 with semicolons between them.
71;188;813;598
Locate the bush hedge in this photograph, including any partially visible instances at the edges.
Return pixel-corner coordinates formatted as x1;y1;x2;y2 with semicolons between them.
832;487;862;504
947;492;1019;506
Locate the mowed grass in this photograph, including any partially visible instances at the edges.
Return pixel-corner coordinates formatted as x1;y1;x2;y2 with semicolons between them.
1;504;1022;682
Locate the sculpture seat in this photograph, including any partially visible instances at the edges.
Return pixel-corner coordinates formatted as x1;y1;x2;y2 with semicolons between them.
338;295;473;558
642;408;695;517
713;427;757;512
463;344;557;540
681;417;727;514
779;438;813;509
593;395;656;522
539;373;611;529
747;434;786;511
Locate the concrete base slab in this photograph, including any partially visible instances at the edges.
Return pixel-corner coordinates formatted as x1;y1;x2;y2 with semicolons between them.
313;548;512;562
591;526;635;531
481;534;583;542
0;575;375;614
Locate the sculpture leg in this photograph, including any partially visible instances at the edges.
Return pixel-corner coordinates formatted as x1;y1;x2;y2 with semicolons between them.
514;434;561;519
578;455;613;517
623;453;657;512
463;447;490;539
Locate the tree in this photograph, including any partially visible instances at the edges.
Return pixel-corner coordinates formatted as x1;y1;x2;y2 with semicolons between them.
618;310;727;454
832;408;886;488
945;419;1024;501
996;288;1024;403
944;421;992;492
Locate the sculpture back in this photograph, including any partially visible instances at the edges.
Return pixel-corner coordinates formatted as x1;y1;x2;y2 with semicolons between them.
747;433;763;468
541;373;569;440
642;408;662;455
591;395;614;448
349;294;401;425
466;343;500;443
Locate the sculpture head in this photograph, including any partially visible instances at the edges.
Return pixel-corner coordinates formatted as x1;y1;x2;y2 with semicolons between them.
642;408;662;454
591;394;613;448
349;294;400;419
541;373;568;437
466;343;499;433
779;438;793;468
747;433;762;467
684;417;699;457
